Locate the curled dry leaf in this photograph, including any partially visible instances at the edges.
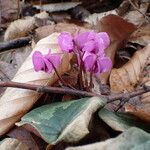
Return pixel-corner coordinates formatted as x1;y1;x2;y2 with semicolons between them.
128;24;150;46
0;138;29;150
16;97;106;144
4;11;52;41
66;127;150;150
110;44;150;92
130;49;150;122
96;15;136;84
0;33;72;136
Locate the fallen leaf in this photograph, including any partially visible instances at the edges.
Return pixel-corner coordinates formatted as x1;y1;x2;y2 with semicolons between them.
66;127;150;150
96;15;137;84
110;44;150;92
0;33;72;136
98;108;150;132
0;138;29;150
84;10;118;25
128;24;150;46
16;97;106;144
0;0;17;24
34;22;91;42
125;104;150;123
4;11;52;41
33;2;81;12
7;127;39;150
123;2;149;26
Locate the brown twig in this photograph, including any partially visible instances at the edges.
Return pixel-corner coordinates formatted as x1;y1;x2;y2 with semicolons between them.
0;81;149;103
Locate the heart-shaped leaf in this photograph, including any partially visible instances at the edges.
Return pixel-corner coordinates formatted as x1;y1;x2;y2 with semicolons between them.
16;97;106;144
66;127;150;150
99;108;150;133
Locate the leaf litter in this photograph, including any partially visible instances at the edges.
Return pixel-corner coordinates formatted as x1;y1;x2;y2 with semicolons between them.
0;0;150;149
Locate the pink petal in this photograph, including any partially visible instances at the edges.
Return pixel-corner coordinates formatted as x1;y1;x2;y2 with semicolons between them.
82;40;96;52
32;51;46;72
43;58;53;73
82;51;97;71
97;32;110;49
74;32;90;49
58;32;74;52
45;53;61;73
97;57;112;73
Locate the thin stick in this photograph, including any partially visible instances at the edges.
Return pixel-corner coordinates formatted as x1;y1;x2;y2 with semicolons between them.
0;81;97;97
0;81;149;102
0;37;31;52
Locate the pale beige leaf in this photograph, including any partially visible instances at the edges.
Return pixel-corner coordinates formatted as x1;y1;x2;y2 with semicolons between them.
0;138;28;150
128;24;150;46
0;33;72;136
4;11;52;41
34;2;81;12
110;44;150;92
124;2;149;26
124;61;150;122
84;10;118;25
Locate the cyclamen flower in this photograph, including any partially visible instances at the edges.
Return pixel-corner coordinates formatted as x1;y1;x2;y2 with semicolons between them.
74;31;110;54
32;50;61;73
58;32;74;52
82;51;112;74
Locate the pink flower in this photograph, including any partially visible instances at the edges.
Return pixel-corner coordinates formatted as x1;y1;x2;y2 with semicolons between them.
58;32;74;52
74;31;110;54
32;50;61;73
82;51;112;73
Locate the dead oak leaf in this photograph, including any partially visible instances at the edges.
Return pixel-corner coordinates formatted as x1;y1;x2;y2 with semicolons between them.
110;44;150;92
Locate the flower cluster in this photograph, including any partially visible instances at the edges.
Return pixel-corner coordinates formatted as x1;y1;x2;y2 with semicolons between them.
58;31;112;74
32;31;112;75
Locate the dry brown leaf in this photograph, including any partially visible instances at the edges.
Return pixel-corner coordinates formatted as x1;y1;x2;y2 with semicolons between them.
7;127;39;150
34;22;91;42
96;15;137;84
125;104;150;123
124;57;150;122
4;11;52;41
84;10;118;25
0;138;29;150
0;33;73;136
123;2;149;26
128;24;150;46
110;44;150;92
0;0;17;24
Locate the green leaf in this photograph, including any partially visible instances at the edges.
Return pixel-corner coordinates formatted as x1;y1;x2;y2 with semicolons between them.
16;97;106;144
0;138;29;150
98;108;150;132
66;127;150;150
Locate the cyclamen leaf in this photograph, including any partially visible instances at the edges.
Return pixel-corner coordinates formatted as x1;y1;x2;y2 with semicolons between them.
66;127;150;150
16;97;107;144
98;108;150;133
